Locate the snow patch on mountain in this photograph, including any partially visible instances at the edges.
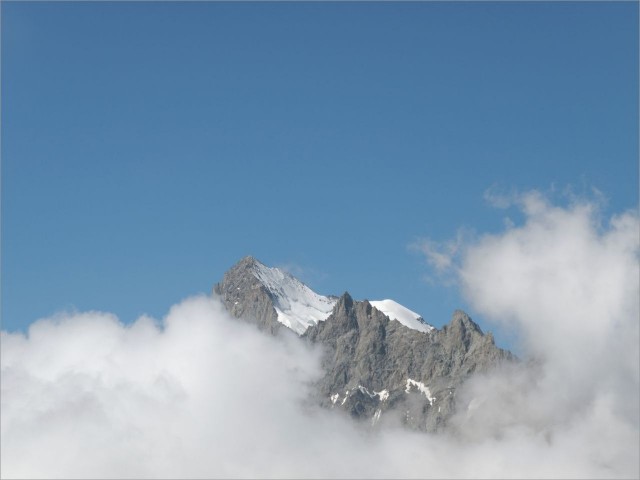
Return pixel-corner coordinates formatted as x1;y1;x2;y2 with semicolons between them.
405;378;436;406
372;409;382;426
245;259;432;336
370;299;434;333
357;385;390;402
251;261;336;334
376;389;389;402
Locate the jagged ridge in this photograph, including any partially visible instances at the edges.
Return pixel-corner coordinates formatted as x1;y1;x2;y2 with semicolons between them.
303;292;514;431
213;256;515;432
214;256;435;335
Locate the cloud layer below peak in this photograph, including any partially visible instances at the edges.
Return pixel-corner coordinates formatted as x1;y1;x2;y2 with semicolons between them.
2;191;639;479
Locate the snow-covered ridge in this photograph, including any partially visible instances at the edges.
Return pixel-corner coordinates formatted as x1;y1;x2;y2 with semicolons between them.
251;261;336;335
247;260;433;335
369;299;434;333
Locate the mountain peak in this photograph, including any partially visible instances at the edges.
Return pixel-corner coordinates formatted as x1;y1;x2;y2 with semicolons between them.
216;256;336;335
233;255;262;271
217;257;439;336
369;299;434;333
214;256;515;433
336;291;354;307
437;310;494;353
449;310;483;334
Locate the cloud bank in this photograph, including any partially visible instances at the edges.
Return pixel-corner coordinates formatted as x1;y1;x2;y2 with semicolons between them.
2;191;638;478
419;190;639;475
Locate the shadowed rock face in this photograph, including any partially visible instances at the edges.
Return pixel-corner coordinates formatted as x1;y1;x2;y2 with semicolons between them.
213;256;516;432
213;256;282;335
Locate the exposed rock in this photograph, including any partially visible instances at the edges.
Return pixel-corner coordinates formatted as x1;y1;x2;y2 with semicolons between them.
303;293;514;432
213;256;282;335
213;256;516;432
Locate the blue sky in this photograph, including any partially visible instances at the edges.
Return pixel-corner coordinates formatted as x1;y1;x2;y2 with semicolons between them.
2;2;638;347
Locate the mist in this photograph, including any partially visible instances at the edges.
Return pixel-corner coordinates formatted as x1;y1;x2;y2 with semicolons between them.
2;192;638;479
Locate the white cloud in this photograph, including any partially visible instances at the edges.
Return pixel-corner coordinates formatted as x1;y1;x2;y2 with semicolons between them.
483;184;519;209
1;298;328;478
422;190;640;477
2;191;638;478
415;238;456;272
411;229;471;284
275;261;328;287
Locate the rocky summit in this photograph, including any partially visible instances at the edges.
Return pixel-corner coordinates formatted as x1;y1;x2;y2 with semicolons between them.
213;256;515;432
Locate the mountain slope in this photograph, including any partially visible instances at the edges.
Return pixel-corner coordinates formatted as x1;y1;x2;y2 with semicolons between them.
213;256;515;432
213;256;433;335
304;293;514;431
213;256;336;334
369;299;434;333
213;256;283;334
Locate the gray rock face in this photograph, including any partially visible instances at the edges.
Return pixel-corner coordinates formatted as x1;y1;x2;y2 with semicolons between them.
304;293;515;432
213;256;283;335
213;256;516;432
